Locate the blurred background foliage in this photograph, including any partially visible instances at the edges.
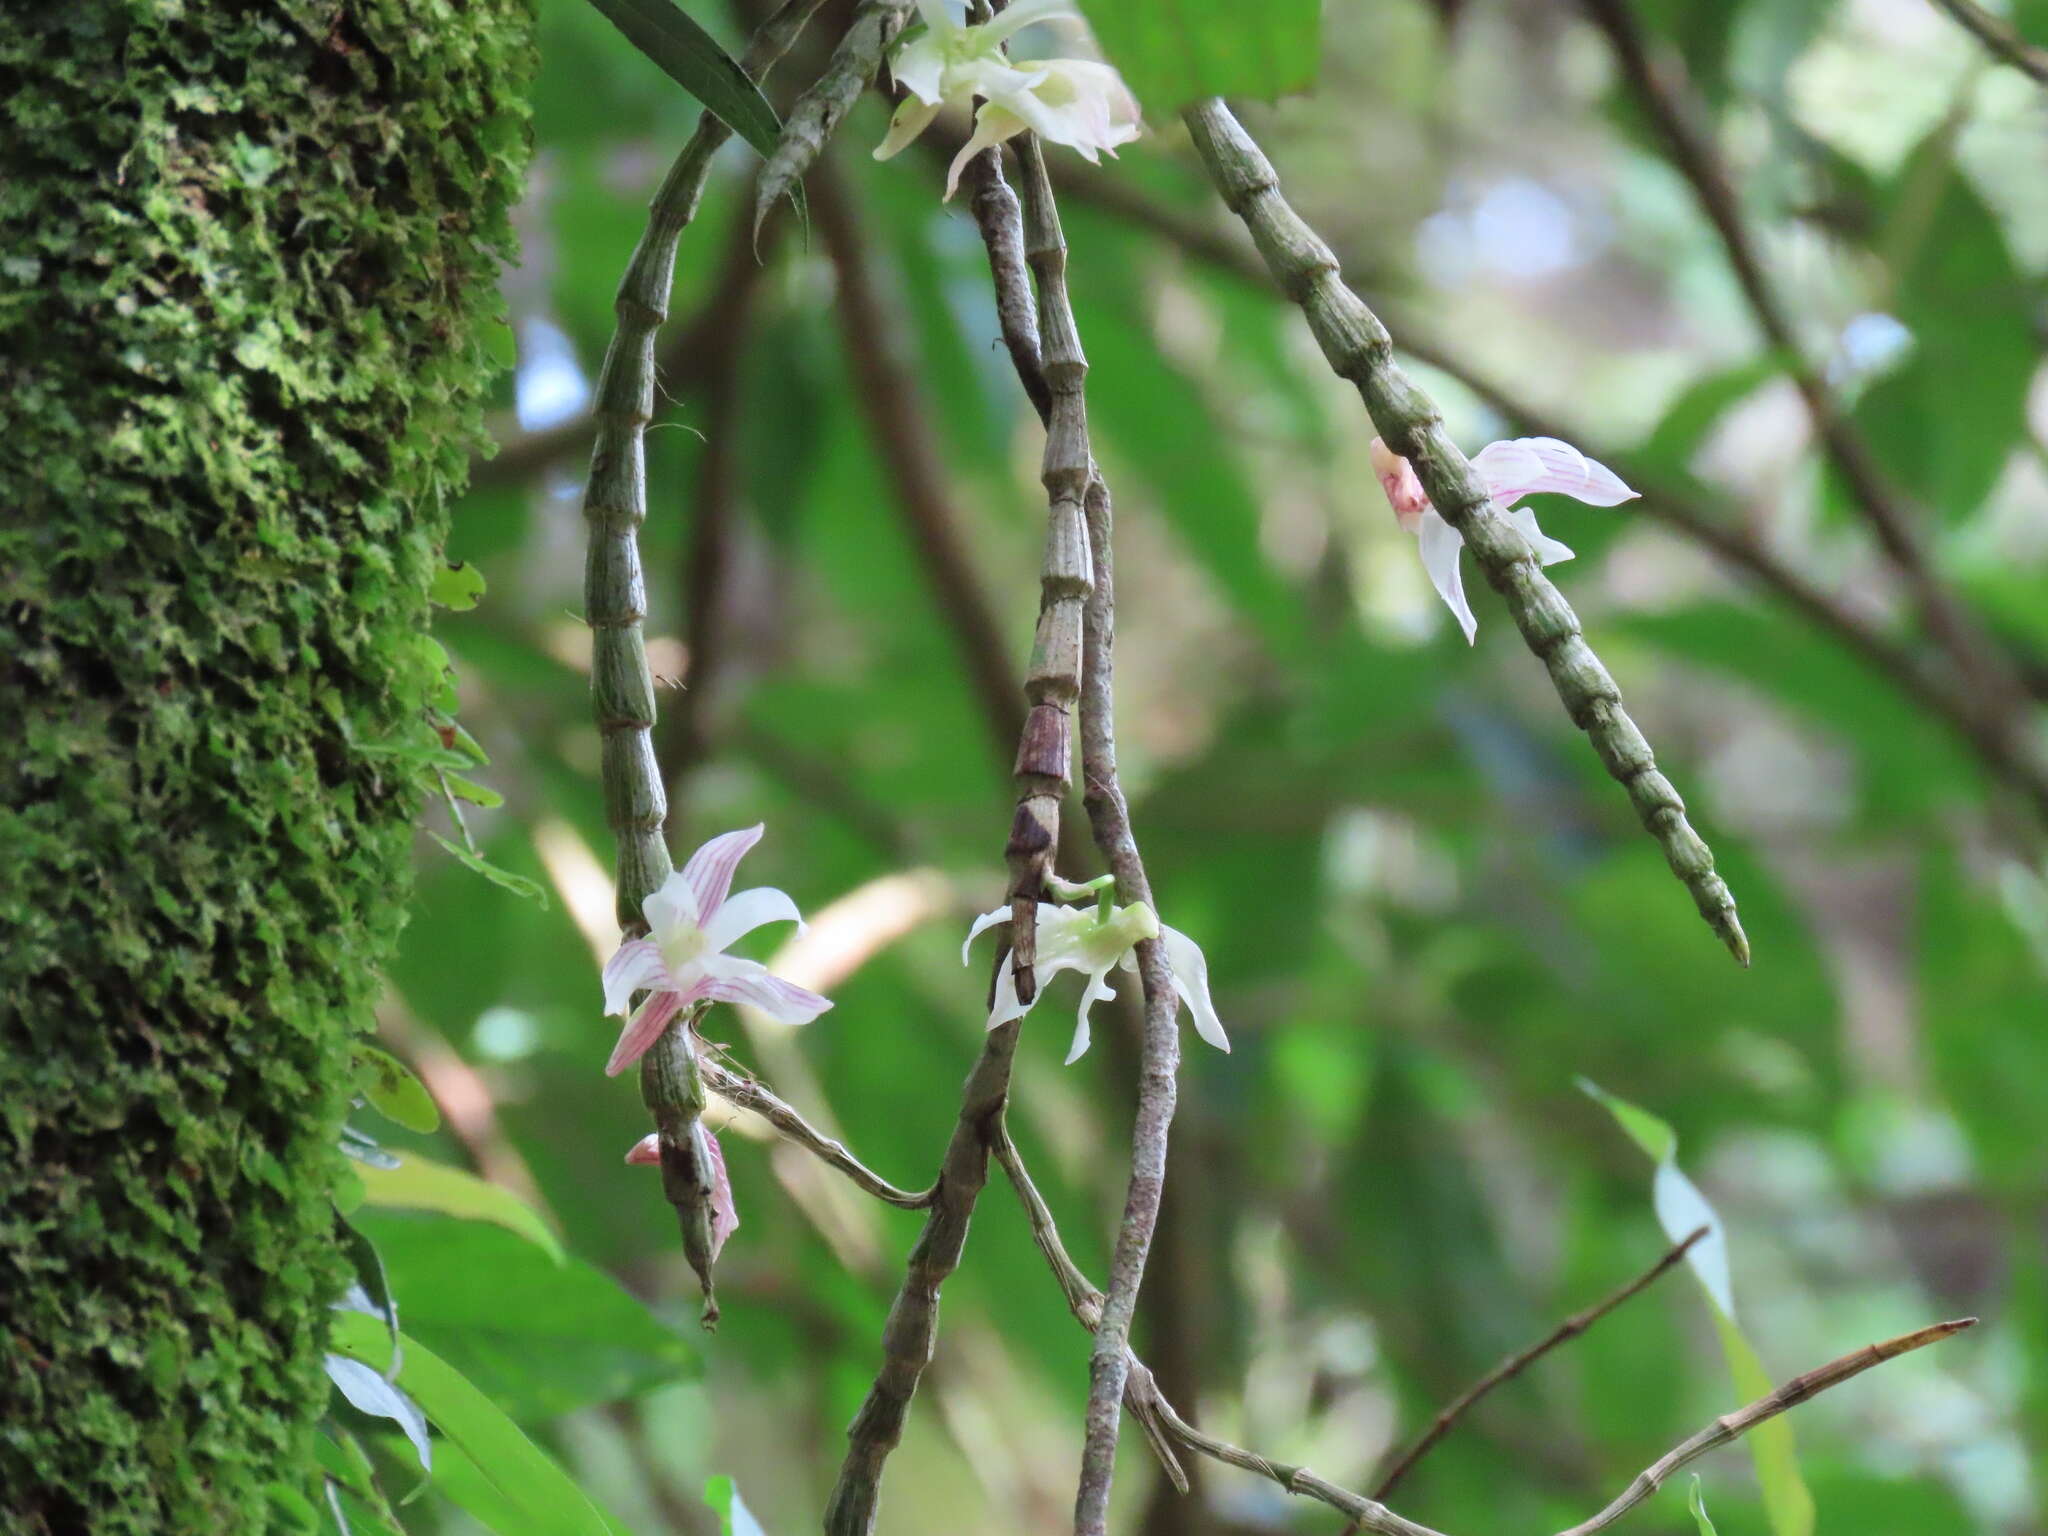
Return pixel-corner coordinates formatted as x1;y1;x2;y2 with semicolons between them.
345;0;2048;1531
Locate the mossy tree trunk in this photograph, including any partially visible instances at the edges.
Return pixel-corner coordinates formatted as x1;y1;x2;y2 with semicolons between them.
0;4;532;1529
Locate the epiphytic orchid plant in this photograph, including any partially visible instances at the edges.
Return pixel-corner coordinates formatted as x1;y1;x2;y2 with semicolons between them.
1372;435;1640;643
599;824;830;1077
873;0;1141;199
962;884;1228;1065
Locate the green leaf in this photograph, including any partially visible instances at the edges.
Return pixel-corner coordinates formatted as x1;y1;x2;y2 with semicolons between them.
704;1475;766;1536
1581;1079;1816;1536
430;560;487;611
351;1211;697;1419
339;1122;401;1171
355;1154;565;1264
428;831;552;907
582;0;780;158
442;772;505;810
330;1313;615;1536
353;1044;442;1134
1690;1475;1721;1535
335;1212;400;1349
1080;0;1320;113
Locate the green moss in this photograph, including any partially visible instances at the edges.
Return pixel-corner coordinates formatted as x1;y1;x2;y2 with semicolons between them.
0;2;533;1529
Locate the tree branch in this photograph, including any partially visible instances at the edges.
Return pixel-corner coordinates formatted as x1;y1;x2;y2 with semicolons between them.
806;161;1026;764
1368;1228;1708;1503
1184;98;1750;965
1928;0;2048;84
1578;0;2043;790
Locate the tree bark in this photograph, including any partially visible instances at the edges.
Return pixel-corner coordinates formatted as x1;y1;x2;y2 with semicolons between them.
0;4;532;1530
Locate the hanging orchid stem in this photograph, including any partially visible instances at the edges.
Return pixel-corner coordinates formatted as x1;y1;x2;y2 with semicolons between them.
753;0;917;240
579;0;822;1319
1183;99;1749;966
700;1058;935;1209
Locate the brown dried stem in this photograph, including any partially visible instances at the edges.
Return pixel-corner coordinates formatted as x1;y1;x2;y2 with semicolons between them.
1553;1317;1976;1535
1579;0;2043;790
702;1058;935;1210
994;1127;1969;1536
1368;1227;1708;1504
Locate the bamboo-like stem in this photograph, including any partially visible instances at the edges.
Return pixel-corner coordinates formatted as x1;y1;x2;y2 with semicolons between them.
702;1058;935;1210
996;137;1186;1536
807;162;1025;761
1368;1228;1708;1503
1929;0;2048;83
1035;162;2048;820
1183;98;1749;966
1553;1317;1976;1535
753;0;916;237
1578;0;2043;789
580;0;822;1324
1004;142;1096;1007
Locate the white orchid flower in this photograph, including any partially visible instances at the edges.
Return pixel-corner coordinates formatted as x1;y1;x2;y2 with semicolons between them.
962;898;1228;1065
1371;435;1639;644
873;0;1141;201
599;825;831;1076
626;1130;739;1258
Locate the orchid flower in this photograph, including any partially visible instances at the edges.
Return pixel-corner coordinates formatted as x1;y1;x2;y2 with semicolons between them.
873;0;1141;200
599;825;830;1076
626;1131;739;1259
962;898;1227;1065
1371;435;1639;644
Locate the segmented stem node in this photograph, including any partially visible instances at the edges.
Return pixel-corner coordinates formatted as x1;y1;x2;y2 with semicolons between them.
1184;98;1748;965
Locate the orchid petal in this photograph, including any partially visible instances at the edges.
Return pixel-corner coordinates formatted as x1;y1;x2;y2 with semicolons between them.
703;1126;740;1257
1473;436;1638;509
980;0;1083;46
1159;923;1229;1053
641;869;700;945
601;938;672;1017
962;905;1012;966
1416;508;1478;645
945;102;1029;201
1508;506;1575;567
605;981;705;1077
624;1133;660;1166
874;96;942;159
698;885;806;956
1371;437;1431;530
1065;968;1117;1064
700;954;832;1027
680;824;764;921
987;952;1032;1029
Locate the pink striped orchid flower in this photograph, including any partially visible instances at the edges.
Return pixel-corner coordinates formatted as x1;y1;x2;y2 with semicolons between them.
599;825;831;1076
1371;435;1639;644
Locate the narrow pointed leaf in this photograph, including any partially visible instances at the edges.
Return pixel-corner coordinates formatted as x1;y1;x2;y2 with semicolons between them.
583;0;781;157
325;1354;432;1473
705;1475;768;1536
1689;1475;1721;1535
355;1154;564;1264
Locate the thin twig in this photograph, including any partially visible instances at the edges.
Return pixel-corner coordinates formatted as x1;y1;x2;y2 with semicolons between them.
1553;1317;1977;1535
1929;0;2048;83
1038;165;2048;819
1369;1227;1708;1503
807;161;1026;761
1183;98;1749;966
992;1126;1969;1536
702;1058;935;1209
1578;0;2043;792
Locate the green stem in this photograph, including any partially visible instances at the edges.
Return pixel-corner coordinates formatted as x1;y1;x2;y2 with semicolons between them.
1182;98;1749;966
